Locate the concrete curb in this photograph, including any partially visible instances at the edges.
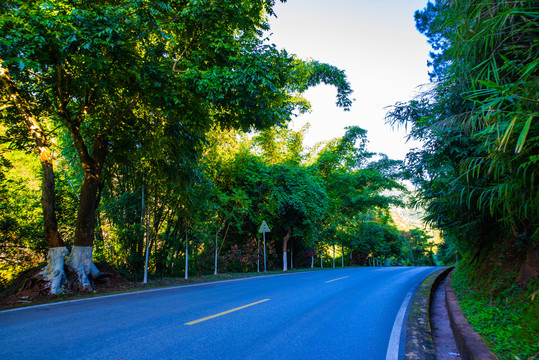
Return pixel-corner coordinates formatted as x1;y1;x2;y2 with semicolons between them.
405;266;453;359
445;271;498;360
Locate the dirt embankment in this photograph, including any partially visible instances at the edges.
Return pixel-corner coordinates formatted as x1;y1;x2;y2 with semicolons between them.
0;264;253;310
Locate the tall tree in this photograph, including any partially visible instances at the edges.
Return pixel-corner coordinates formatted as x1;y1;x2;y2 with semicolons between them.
268;164;328;271
0;1;353;290
0;64;68;293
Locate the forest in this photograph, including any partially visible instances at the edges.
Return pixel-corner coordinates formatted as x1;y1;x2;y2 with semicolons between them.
0;0;436;294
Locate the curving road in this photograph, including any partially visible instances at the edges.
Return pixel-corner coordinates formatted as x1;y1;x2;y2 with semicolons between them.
0;266;438;360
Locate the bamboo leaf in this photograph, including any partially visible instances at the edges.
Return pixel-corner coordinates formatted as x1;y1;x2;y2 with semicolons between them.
477;79;505;92
515;115;533;153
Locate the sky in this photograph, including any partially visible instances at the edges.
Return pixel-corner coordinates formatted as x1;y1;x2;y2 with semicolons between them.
267;0;431;160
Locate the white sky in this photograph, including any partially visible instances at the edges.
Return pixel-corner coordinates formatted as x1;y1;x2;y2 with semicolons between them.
267;0;431;160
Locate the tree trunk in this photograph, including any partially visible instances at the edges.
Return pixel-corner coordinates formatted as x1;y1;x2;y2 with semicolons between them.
290;244;294;270
40;246;69;294
282;227;292;271
39;145;69;293
143;196;150;284
0;62;67;294
185;229;189;280
67;246;100;291
215;233;219;275
66;134;108;290
332;245;336;268
311;255;314;269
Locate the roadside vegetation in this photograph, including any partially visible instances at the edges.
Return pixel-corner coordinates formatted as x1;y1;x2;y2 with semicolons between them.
388;1;538;358
452;256;538;360
0;1;435;299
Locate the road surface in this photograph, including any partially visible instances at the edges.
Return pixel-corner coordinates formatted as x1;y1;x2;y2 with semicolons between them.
0;266;438;360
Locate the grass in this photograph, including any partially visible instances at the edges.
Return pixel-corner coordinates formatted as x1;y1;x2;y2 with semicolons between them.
451;259;538;360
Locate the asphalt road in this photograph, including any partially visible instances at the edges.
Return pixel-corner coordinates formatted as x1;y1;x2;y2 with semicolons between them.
0;266;438;360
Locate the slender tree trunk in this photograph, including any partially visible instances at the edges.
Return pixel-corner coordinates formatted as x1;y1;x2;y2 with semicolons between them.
185;229;189;280
143;191;151;284
311;255;314;269
282;227;292;271
0;62;67;294
290;244;294;270
332;245;336;268
341;243;344;268
141;185;146;282
214;225;222;276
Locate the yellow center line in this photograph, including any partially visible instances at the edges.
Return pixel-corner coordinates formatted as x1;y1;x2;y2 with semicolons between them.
185;299;271;325
325;276;349;283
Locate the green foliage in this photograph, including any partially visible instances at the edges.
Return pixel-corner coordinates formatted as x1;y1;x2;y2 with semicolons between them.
0;0;416;284
312;126;408;264
403;228;434;266
0;0;353;251
387;0;538;262
434;237;458;266
452;259;538;359
0;145;45;286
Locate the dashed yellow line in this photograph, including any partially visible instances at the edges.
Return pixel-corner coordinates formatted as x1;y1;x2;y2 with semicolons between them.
325;276;349;283
185;299;271;325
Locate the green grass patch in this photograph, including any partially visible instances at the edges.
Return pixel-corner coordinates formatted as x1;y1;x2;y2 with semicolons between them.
452;262;538;360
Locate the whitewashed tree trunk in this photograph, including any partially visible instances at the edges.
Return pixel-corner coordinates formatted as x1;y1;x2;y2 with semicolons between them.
214;231;218;276
67;246;101;291
185;231;189;280
282;227;291;271
311;255;314;269
142;185;148;284
143;226;150;283
332;245;335;268
40;246;69;294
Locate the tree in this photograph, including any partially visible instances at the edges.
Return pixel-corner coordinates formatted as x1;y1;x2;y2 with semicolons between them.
268;164;328;271
313;127;405;265
0;0;353;290
0;64;68;293
0;141;47;287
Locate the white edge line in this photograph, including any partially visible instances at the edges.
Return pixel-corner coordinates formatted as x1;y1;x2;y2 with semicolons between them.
0;271;313;314
386;287;415;360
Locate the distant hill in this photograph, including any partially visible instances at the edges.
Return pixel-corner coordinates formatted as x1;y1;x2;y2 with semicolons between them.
390;206;443;245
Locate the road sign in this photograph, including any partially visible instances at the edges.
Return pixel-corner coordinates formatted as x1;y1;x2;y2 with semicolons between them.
258;221;270;272
258;221;271;233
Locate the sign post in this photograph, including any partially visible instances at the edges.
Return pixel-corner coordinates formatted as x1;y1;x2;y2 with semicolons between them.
258;221;271;272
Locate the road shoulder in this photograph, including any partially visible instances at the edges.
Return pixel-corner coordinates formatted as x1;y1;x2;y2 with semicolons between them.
404;267;453;360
